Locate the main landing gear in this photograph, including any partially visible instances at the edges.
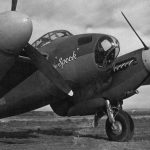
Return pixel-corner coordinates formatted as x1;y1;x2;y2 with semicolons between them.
94;100;134;142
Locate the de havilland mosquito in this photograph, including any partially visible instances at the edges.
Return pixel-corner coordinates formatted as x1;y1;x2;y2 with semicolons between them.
0;0;149;141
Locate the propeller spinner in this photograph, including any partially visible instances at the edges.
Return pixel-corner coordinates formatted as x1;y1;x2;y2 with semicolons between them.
0;11;32;54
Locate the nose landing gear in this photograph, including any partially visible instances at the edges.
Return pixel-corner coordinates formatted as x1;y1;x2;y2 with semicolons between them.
93;100;134;142
105;100;134;141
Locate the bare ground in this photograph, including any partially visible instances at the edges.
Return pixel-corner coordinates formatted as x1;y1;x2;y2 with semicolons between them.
0;111;149;150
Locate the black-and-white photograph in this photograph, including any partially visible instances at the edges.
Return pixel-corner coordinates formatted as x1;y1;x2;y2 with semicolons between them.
0;0;150;149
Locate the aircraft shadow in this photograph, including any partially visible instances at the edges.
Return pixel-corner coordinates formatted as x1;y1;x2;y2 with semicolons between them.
0;130;38;144
0;127;107;142
36;127;108;140
0;127;149;143
0;130;37;139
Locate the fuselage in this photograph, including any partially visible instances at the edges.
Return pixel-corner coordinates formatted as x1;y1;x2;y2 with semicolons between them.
39;34;149;102
0;33;149;118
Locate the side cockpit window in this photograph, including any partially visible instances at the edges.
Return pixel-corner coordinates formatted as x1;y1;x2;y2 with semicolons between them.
95;36;120;68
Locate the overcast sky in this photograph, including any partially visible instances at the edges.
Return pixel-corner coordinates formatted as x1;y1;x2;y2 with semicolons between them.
0;0;150;110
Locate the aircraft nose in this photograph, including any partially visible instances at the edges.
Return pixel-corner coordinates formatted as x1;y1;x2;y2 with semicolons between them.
0;11;33;55
142;49;150;72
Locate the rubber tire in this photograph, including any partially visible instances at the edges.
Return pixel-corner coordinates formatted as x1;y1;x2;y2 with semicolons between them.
105;110;133;142
126;112;134;140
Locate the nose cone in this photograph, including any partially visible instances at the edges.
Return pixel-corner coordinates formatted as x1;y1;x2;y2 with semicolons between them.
142;49;150;72
0;11;32;54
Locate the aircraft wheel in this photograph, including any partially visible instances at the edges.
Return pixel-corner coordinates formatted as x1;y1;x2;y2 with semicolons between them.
126;112;134;140
105;110;133;142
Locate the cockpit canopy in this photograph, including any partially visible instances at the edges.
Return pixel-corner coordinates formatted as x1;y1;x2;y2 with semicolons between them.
95;35;120;68
32;30;73;49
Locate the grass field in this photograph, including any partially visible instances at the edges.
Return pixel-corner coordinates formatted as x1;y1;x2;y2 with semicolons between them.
0;110;149;150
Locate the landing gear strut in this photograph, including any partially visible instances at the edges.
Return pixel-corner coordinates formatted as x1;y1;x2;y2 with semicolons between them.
93;111;105;127
105;100;134;142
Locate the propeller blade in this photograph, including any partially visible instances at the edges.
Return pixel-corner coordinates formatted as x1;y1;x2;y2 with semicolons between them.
24;44;73;96
121;11;148;50
11;0;18;11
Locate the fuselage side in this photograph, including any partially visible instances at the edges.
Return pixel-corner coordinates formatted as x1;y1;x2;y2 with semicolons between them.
0;33;148;118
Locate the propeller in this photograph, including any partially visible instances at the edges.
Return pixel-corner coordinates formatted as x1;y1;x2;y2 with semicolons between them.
11;0;18;11
24;44;74;96
121;11;148;50
9;0;73;96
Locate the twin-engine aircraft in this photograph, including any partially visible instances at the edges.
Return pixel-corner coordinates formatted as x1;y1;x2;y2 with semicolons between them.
0;0;149;142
